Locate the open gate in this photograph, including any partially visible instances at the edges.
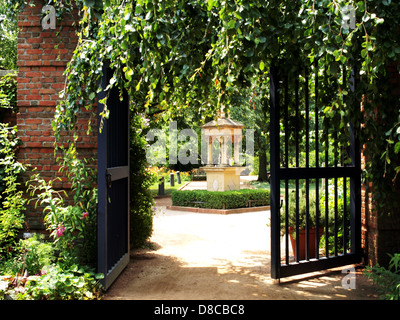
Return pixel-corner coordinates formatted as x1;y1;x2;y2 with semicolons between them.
270;62;362;280
97;63;130;290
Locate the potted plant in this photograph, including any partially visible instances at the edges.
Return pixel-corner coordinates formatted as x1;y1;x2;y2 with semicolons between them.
280;188;324;260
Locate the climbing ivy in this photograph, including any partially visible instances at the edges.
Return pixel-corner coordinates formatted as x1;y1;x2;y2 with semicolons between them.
9;0;400;216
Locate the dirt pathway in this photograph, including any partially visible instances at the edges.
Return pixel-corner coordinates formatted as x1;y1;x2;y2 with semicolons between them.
103;196;379;300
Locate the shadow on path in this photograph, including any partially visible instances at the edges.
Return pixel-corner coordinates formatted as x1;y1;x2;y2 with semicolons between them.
104;201;379;300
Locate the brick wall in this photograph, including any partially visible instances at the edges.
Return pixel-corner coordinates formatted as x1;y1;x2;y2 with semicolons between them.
17;1;97;233
362;183;400;267
361;63;400;268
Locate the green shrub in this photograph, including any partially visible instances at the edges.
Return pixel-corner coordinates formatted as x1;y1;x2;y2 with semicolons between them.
0;73;17;112
19;264;103;300
130;114;155;248
27;144;97;268
280;189;322;237
0;124;26;255
171;189;270;209
365;253;400;300
280;179;351;252
0;234;55;276
131;190;155;248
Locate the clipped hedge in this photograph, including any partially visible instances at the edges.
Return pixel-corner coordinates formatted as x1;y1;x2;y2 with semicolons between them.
171;189;270;209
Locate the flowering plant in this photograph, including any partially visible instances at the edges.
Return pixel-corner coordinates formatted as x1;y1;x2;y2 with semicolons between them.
56;224;65;238
27;145;97;267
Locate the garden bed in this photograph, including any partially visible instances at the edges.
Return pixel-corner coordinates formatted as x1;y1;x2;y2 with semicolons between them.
171;189;270;210
166;204;269;215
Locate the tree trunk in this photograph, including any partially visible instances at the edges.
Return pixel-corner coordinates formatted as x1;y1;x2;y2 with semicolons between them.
258;150;268;181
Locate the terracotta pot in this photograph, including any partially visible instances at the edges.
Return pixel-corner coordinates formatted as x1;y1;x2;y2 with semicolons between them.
288;227;324;260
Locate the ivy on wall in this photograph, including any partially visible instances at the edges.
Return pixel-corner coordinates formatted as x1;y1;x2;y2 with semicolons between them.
8;0;400;216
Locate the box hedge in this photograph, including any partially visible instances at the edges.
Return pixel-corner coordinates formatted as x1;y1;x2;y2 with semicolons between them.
171;189;270;209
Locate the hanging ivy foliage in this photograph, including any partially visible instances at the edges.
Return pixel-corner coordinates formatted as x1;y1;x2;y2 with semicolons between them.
8;0;400;216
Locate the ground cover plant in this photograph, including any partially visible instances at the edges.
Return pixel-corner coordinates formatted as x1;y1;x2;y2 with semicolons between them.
365;253;400;300
0;144;104;300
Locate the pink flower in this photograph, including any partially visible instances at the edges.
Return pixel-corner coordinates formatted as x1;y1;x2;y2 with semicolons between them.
81;212;89;219
56;224;65;237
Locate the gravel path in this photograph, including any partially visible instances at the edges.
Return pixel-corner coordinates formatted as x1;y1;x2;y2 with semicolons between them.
103;195;378;300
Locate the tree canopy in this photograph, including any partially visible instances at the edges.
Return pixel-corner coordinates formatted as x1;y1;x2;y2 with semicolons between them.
0;0;18;69
7;0;400;215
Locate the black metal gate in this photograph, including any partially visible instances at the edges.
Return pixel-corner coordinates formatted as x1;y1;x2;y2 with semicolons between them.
97;64;130;290
270;62;362;279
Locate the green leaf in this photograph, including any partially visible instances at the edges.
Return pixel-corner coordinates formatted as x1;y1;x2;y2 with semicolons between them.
244;48;254;57
362;14;370;23
95;273;104;279
227;19;236;29
84;0;95;7
361;49;367;58
395;142;400;154
258;36;267;43
121;40;129;50
207;0;215;11
259;61;265;71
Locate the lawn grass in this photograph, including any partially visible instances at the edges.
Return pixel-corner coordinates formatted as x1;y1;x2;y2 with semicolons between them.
149;181;187;197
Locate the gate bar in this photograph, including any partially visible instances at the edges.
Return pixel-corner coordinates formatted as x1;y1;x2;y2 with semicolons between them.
269;64;362;280
270;65;281;280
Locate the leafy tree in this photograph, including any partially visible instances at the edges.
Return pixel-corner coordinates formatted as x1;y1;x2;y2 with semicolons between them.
230;75;270;181
7;0;400;219
0;0;18;70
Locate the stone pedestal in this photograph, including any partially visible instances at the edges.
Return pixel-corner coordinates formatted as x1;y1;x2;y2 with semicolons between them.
202;166;246;191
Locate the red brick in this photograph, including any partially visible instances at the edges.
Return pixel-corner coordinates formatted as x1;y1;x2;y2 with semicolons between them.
18;21;33;27
26;38;43;44
17;100;31;107
25;61;42;66
25;72;42;78
40;89;56;94
26;142;43;148
39;136;54;142
26;95;42;100
41;67;57;72
40;148;54;154
27;107;44;112
25;119;42;124
40;101;57;106
18;77;29;83
26;49;43;55
26;83;42;89
52;83;65;89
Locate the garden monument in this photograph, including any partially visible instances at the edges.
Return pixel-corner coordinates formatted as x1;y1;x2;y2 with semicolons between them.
201;110;246;191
